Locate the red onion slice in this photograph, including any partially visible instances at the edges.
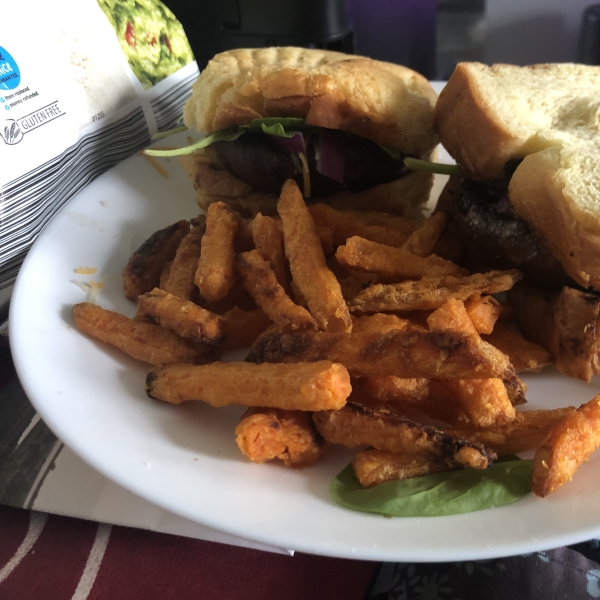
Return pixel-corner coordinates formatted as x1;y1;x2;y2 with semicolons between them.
269;132;306;154
316;129;345;183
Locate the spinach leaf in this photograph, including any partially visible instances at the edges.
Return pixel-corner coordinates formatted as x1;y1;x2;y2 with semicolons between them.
243;117;310;137
330;458;532;517
145;128;245;157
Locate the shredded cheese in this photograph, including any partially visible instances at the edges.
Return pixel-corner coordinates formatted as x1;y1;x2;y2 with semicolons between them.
71;280;104;304
74;267;97;275
138;152;169;178
298;152;311;199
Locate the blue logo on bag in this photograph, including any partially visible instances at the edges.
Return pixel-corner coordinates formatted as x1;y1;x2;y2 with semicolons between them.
0;48;21;91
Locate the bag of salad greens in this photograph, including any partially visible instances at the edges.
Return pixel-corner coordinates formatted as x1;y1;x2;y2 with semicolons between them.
0;0;198;313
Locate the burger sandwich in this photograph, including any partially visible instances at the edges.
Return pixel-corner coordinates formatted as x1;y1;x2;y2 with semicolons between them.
433;62;600;381
433;62;600;292
147;46;440;216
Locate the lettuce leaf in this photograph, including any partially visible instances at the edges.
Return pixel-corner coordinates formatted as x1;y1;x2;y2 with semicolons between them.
330;458;532;517
145;128;245;157
144;117;313;157
403;157;462;175
243;117;310;138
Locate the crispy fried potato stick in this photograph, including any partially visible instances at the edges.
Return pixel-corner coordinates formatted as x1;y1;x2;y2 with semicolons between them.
401;212;448;258
235;408;324;468
336;236;467;280
251;213;291;294
122;220;190;301
313;403;495;464
427;297;477;334
246;329;515;380
353;447;485;488
482;322;553;373
159;261;173;290
237;250;318;332
448;408;575;457
352;376;463;425
220;307;272;350
307;203;414;248
73;302;204;365
350;313;410;334
162;218;205;300
278;180;351;332
464;294;503;335
136;288;224;344
349;269;523;314
427;298;516;427
430;378;515;428
532;396;600;497
503;373;528;406
509;283;600;382
146;360;351;411
195;201;239;302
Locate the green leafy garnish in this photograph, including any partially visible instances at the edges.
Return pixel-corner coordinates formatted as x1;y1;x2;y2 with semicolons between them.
144;117;313;157
378;145;405;161
243;117;309;137
151;125;188;140
144;128;245;157
404;157;462;175
330;458;532;517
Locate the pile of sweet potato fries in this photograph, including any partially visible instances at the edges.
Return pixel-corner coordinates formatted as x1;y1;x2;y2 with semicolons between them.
72;179;600;499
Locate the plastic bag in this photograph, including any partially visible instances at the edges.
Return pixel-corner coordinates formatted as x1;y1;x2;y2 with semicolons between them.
0;0;198;311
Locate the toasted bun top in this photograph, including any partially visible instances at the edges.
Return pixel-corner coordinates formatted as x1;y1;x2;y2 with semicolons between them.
435;62;600;181
183;47;438;156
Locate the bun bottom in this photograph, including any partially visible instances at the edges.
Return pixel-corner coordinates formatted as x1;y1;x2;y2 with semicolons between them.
180;149;434;217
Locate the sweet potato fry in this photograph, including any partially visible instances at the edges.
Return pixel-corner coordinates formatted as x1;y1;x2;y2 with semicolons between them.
146;360;351;411
508;283;594;380
220;307;272;350
73;302;204;365
195;201;239;302
235;407;324;467
336;236;467;280
313;403;495;464
401;212;447;258
464;294;503;335
482;322;553;373
277;180;351;333
307;203;414;248
532;396;600;497
351;376;463;425
162;219;205;300
136;288;224;344
237;250;317;332
352;447;486;488
251;213;291;294
350;313;410;334
448;408;575;456
159;261;173;290
427;298;516;427
349;269;523;314
430;378;515;428
246;329;515;380
427;297;477;334
122;220;190;300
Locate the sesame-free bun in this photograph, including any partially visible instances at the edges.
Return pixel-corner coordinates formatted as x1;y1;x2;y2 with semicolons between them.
183;47;438;157
435;62;600;289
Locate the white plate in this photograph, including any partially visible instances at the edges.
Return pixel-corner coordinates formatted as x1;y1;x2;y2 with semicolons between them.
9;133;600;562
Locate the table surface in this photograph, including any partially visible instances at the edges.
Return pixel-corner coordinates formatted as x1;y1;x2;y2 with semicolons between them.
4;332;600;599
